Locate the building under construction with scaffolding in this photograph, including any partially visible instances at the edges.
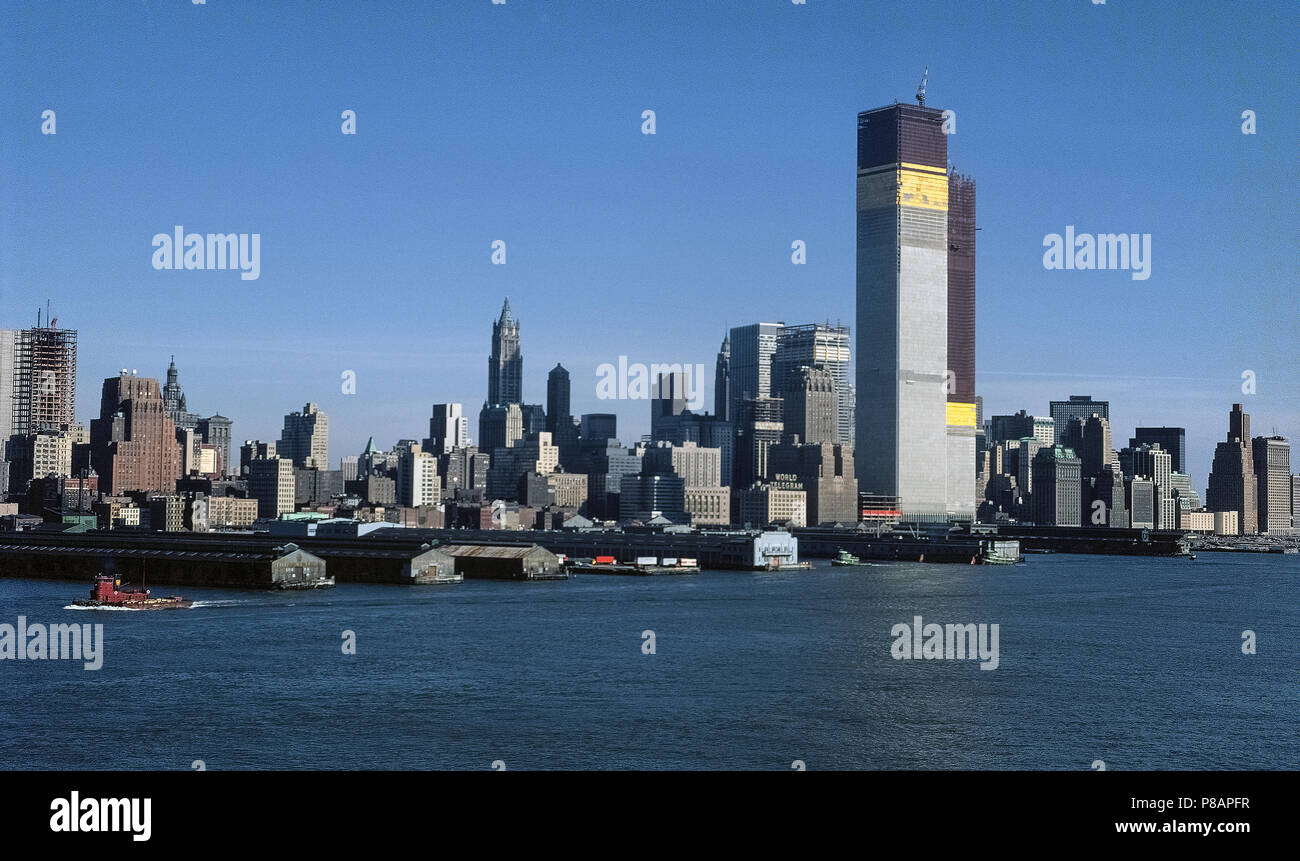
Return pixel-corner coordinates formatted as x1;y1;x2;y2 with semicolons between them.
9;309;78;437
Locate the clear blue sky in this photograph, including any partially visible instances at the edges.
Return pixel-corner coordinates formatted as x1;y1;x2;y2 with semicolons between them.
3;0;1296;493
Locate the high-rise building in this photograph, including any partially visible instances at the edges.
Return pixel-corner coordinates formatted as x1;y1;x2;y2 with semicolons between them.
855;99;956;520
1031;445;1082;527
737;478;807;528
161;356;199;430
546;365;570;433
8;318;77;439
582;440;643;520
728;323;781;420
642;440;723;489
1252;435;1292;534
240;440;276;477
714;335;731;422
89;372;180;495
619;472;687;524
1077;415;1126;527
1130;427;1187;475
0;329;16;457
650;371;691;441
397;443;441;508
277;403;328;469
4;426;75;489
989;410;1054;446
520;403;547;437
781;365;838;445
1126;477;1156;529
1292;474;1300;528
1127;443;1174;529
772;323;853;445
486;431;558;499
425;403;469;455
488;298;522;406
438;446;489;498
546;364;579;466
197;414;232;477
1049;396;1109;445
579;413;617;443
769;441;857;525
247;456;295;518
734;396;783;491
1206;404;1258;535
479;403;524;453
947;172;976;405
944;170;978;521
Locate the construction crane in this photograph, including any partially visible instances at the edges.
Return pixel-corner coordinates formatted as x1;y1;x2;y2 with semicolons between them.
916;67;928;106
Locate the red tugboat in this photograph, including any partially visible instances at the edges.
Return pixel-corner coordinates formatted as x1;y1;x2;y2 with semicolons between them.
73;574;192;610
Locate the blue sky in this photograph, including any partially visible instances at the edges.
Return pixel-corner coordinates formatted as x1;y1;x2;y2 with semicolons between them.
2;0;1296;492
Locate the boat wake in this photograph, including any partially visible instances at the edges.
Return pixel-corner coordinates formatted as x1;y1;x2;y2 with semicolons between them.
63;603;144;611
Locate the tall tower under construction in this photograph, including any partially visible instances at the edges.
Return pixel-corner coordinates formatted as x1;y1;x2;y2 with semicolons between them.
855;87;975;521
7;310;78;438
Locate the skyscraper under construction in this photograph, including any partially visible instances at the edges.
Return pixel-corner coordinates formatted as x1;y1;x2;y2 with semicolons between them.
855;88;976;521
4;310;78;440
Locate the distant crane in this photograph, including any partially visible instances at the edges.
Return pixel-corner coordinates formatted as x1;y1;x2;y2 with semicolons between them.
916;66;928;106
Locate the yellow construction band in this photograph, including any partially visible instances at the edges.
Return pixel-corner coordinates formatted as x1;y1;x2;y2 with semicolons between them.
900;162;949;177
898;167;949;211
946;402;977;428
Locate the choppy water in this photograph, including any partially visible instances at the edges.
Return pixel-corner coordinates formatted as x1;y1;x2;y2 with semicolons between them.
1;552;1295;770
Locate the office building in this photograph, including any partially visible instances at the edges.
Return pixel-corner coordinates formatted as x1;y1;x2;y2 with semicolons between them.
1030;445;1082;527
714;335;731;421
734;396;783;491
546;364;579;465
240;440;276;477
728;323;781;419
782;365;838;446
855;99;952;520
89;372;181;495
1126;478;1156;530
488;298;522;406
1049;396;1109;445
1206;404;1258;535
737;479;807;528
769;440;857;525
649;370;691;441
197;414;232;477
247;456;295;518
1252;435;1292;534
580;413;617;443
425;403;469;455
479;403;524;453
486;431;558;499
397;443;441;508
772;323;853;445
1130;427;1187;475
582;440;644;520
277;403;328;469
989;411;1055;446
619;472;687;524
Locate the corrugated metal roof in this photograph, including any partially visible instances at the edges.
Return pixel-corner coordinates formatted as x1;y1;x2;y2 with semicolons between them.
443;543;550;559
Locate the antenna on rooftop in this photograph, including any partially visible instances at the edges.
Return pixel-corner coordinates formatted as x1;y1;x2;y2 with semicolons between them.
916;67;928;106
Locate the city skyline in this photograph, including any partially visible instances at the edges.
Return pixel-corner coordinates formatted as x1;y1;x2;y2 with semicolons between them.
2;1;1295;493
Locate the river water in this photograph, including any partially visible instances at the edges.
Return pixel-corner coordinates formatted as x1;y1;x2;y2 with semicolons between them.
0;552;1294;770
